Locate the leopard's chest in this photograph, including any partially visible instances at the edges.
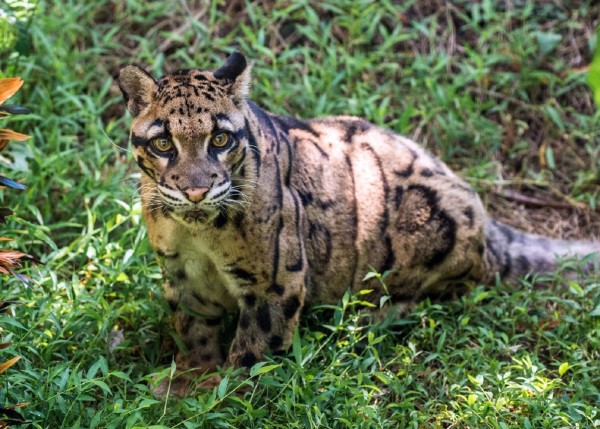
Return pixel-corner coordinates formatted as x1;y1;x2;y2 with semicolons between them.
147;213;248;309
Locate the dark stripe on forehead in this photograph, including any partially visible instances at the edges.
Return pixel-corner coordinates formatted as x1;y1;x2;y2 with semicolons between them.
149;119;164;129
215;113;231;123
131;133;147;148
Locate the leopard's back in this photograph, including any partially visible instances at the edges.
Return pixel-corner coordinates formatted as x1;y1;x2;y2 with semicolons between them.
281;115;487;304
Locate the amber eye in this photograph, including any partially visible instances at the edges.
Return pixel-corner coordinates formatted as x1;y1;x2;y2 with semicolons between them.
151;138;173;153
211;132;229;148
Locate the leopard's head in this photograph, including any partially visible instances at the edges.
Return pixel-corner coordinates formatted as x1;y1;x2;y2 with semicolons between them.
118;52;252;224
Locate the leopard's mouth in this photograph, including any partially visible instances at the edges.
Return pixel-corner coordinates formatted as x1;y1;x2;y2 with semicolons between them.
170;205;220;225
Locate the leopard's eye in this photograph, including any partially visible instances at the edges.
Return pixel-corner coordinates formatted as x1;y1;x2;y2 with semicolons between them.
211;132;229;148
151;138;173;153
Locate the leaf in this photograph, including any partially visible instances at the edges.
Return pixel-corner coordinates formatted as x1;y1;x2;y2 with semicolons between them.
468;374;484;386
0;356;21;374
217;376;228;399
0;176;26;190
545;146;556;169
589;304;600;317
558;362;569;376
0;129;30;142
250;363;280;377
0;78;23;105
467;394;477;406
589;25;600;107
362;271;379;281
89;379;111;395
534;31;562;55
292;327;302;366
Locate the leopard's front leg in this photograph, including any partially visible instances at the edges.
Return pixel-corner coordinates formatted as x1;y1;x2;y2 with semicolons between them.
227;197;308;367
154;277;226;397
227;271;306;368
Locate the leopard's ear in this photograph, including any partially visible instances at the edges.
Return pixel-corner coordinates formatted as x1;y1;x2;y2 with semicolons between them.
118;65;157;117
214;52;251;102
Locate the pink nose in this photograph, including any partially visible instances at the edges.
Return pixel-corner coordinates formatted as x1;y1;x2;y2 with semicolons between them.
185;187;209;203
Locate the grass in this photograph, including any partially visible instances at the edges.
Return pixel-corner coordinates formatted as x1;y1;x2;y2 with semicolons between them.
0;0;599;427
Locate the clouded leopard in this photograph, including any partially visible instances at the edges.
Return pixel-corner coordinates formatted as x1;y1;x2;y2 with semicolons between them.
119;52;599;395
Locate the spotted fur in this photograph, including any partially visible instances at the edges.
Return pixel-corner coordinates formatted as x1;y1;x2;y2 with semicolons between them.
119;53;600;394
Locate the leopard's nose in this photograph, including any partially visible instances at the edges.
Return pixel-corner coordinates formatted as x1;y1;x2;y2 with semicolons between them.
185;187;210;203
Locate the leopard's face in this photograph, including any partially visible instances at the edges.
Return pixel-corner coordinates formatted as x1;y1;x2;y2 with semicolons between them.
119;54;252;224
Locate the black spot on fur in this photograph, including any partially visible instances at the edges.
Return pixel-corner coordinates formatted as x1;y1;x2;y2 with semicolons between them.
175;270;186;280
191;291;207;306
200;353;212;361
243;293;257;307
131;133;147;148
420;169;434;177
239;313;250;330
231;268;256;284
394;186;404;209
298;189;313;206
307;221;332;274
502;252;512;277
233;211;245;234
205;318;221;327
477;243;485;256
283;295;301;319
393;149;417;178
464;207;475;228
198;336;208;347
425;210;457;268
343;119;371;142
240;352;257;367
256;304;272;333
268;283;285;296
406;184;438;214
398;185;457;268
269;335;283;351
213;211;228;229
515;255;531;274
380;235;395;273
167;299;178;312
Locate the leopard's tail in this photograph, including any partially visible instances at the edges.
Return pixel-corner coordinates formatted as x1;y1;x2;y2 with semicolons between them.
483;219;600;281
